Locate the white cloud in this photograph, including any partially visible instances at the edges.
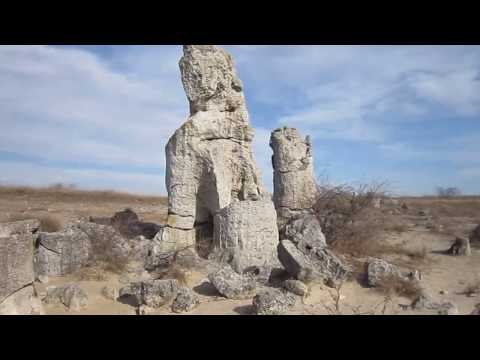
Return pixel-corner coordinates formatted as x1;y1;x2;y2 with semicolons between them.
0;45;187;170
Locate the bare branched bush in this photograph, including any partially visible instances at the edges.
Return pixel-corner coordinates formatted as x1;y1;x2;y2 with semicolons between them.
38;215;62;232
374;275;423;300
436;186;462;199
87;234;129;274
314;181;389;257
462;279;480;296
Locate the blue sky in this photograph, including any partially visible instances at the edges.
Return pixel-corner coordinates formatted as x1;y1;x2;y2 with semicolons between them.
0;45;479;196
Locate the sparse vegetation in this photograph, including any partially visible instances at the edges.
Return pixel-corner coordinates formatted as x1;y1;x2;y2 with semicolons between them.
374;275;424;300
314;181;389;257
462;279;480;297
436;186;462;199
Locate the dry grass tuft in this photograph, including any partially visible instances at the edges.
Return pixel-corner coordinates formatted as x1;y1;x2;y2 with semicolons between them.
153;264;190;286
461;279;480;297
385;223;409;233
74;266;108;281
375;275;423;300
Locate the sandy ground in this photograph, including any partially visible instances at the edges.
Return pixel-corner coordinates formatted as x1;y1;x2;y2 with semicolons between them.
1;187;479;315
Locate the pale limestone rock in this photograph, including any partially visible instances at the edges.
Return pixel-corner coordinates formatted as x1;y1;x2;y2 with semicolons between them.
0;219;40;237
278;240;350;287
152;45;278;271
0;232;42;314
367;258;421;287
270;127;318;217
212;199;280;273
44;283;88;311
0;234;35;304
0;285;43;315
34;228;91;277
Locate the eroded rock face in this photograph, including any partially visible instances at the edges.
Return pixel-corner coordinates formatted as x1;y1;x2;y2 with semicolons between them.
35;221;134;277
211;199;280;273
0;219;40;237
35;228;91;277
0;229;42;315
150;45;278;271
270;128;318;223
44;283;88;312
278;240;349;287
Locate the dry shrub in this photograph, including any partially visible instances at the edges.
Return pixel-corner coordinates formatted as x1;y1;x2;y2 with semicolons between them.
375;275;423;300
401;196;480;219
403;246;428;261
385;223;409;233
314;181;389;257
74;266;107;281
7;213;62;232
87;233;129;274
153;264;190;286
462;279;480;296
38;215;62;232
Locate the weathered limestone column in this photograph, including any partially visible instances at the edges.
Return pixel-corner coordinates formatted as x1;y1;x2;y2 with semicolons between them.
148;46;279;272
270;127;318;223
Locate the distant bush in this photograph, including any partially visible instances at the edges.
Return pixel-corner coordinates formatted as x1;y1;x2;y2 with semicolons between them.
436;187;461;198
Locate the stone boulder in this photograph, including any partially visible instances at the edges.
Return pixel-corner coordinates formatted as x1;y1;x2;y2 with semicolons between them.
211;199;279;273
34;228;91;277
0;230;41;315
44;283;88;312
278;240;349;287
208;266;256;300
367;258;421;287
283;214;327;252
119;279;179;309
252;289;297;315
447;236;471;256
171;287;200;313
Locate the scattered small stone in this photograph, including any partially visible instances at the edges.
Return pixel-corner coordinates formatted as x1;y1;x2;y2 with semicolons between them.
439;290;448;295
101;285;118;301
